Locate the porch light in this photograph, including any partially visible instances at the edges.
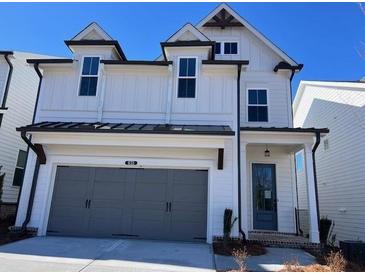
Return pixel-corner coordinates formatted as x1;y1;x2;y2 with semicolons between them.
265;145;270;157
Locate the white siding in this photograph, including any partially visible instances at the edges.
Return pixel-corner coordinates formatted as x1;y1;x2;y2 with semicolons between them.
245;145;296;233
16;137;238;242
294;83;365;242
0;52;41;202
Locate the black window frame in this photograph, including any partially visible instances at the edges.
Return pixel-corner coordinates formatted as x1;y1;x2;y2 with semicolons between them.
177;57;197;98
247;89;269;122
12;150;27;186
79;56;100;96
215;42;221;55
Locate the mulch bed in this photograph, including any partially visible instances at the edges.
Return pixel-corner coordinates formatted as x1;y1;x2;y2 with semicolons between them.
213;240;266;256
0;218;32;246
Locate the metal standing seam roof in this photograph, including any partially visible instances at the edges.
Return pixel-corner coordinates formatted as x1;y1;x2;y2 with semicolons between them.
17;121;235;136
240;127;329;133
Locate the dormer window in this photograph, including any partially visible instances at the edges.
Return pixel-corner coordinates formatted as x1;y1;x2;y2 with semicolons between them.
177;57;197;98
79;57;100;96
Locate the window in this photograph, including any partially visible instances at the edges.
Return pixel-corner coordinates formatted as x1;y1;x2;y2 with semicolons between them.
13;150;27;186
177;58;197;98
248;89;268;122
79;57;100;96
296;152;304;172
224;42;238;54
215;42;221;54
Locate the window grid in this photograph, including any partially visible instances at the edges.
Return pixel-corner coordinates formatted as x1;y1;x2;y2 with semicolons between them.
177;57;197;98
215;42;238;55
79;56;100;96
247;89;268;122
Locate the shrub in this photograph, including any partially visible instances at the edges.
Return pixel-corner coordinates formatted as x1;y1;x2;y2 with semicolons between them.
325;250;347;272
232;248;248;272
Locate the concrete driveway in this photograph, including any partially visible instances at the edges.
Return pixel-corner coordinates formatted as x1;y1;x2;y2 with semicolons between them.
0;237;215;272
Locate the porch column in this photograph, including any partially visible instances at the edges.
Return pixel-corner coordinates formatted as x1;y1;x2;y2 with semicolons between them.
240;142;249;234
303;143;320;243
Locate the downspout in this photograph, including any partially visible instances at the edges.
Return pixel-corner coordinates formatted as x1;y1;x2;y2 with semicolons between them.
17;63;44;232
1;53;13;108
312;131;321;227
236;64;246;242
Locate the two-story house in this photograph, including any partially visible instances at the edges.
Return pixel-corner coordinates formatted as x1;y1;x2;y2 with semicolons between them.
0;51;51;219
14;4;327;245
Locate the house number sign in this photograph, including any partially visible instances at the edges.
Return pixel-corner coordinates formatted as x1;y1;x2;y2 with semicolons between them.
125;161;138;166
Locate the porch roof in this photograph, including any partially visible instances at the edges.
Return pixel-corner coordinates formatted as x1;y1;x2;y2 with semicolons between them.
240;127;329;134
17;121;235;136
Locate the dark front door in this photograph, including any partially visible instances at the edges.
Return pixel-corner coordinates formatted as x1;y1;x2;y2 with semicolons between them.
252;163;277;231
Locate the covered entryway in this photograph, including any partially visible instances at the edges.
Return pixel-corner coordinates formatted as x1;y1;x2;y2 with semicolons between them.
47;167;208;242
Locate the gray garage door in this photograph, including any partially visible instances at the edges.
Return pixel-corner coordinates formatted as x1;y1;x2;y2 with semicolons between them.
47;167;208;241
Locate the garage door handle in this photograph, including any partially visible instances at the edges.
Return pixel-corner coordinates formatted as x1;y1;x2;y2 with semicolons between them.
168;202;172;212
88;199;91;208
166;202;169;212
85;199;88;208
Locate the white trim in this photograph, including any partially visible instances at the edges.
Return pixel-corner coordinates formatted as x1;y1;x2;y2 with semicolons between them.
196;3;298;66
246;88;269;123
72;22;113;41
77;55;102;97
166;23;210;42
37;154;215;243
176;56;198;99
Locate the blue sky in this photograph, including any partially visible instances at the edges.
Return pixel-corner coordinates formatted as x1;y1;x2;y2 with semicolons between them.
1;2;364;95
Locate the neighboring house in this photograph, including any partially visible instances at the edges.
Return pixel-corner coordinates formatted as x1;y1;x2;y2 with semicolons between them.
15;4;327;244
0;51;48;218
294;80;365;243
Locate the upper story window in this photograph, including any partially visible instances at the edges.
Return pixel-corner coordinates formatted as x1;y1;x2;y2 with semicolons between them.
248;89;268;122
215;42;238;55
224;42;238;54
177;57;197;98
79;56;100;96
13;150;27;186
215;42;221;54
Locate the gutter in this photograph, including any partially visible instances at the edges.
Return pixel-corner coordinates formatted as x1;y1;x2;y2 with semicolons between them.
311;131;321;227
17;62;45;231
236;64;246;242
1;52;13;109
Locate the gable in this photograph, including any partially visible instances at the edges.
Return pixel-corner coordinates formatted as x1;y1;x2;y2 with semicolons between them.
166;23;210;42
197;3;298;66
72;22;113;41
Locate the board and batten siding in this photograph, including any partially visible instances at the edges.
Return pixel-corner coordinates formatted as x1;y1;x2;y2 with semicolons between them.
245;145;297;233
16;138;238;241
294;83;365;242
201;26;292;127
36;52;237;127
0;52;42;203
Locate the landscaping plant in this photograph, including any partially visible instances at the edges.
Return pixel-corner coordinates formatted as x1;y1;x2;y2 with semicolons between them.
223;208;237;248
232;248;248;272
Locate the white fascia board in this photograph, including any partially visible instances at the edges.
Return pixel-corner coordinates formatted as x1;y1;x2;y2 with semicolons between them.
31;132;231;149
196;3;298;66
166;23;211;42
241;131;318;145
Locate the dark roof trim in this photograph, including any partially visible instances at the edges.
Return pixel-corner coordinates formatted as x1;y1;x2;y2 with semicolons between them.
274;61;303;72
26;59;74;64
202;60;249;66
161;41;215;61
101;60;172;66
0;51;13;55
17;122;235;136
64;40;127;61
240;127;329;134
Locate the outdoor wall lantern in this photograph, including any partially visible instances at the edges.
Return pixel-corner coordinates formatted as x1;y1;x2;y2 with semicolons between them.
264;145;270;157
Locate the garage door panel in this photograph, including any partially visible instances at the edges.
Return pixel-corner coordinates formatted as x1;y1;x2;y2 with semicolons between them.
48;167;208;242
